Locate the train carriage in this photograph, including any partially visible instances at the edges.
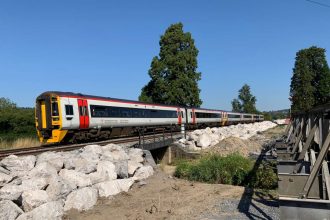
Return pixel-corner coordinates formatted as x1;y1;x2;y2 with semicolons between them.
35;91;264;144
36;91;184;143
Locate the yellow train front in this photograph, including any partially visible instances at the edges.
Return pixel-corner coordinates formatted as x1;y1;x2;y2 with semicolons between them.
35;92;68;143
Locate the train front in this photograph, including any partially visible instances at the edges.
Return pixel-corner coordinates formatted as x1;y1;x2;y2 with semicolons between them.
35;92;67;144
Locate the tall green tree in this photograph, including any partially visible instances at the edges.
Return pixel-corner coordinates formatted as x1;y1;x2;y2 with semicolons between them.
231;84;258;113
290;46;330;112
139;23;202;107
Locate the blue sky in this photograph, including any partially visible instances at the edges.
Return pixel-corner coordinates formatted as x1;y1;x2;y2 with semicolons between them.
1;0;330;111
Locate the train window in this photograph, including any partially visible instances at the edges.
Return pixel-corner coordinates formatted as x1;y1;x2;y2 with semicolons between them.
90;105;177;118
51;102;59;116
65;105;74;115
181;111;184;118
190;112;192;118
195;112;221;118
228;114;241;118
121;109;131;117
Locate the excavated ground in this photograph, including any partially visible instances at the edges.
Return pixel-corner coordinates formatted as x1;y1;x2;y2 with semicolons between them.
65;125;285;220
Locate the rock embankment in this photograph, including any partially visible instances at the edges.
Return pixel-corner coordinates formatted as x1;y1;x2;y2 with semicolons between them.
0;144;154;220
177;121;277;151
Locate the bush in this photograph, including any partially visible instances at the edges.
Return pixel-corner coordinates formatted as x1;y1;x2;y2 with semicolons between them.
174;154;278;189
249;161;278;190
0;98;36;141
174;153;253;186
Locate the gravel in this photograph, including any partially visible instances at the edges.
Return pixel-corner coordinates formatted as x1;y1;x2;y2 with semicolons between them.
199;191;279;220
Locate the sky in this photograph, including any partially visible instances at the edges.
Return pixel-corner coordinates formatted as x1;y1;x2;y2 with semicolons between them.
0;0;330;111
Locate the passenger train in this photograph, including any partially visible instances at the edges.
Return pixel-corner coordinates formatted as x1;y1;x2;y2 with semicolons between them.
35;91;264;144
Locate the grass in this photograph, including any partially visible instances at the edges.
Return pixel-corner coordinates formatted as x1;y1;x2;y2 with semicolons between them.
174;153;278;190
0;137;41;150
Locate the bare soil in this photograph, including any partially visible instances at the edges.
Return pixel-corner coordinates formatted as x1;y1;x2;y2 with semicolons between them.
65;125;285;220
65;170;246;220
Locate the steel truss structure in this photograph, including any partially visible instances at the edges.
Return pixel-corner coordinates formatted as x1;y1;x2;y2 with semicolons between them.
276;105;330;219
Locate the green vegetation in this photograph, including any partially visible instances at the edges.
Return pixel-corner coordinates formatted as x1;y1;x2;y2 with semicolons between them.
139;22;202;107
174;153;277;190
263;109;290;121
231;84;258;113
290;46;330;113
0;98;36;141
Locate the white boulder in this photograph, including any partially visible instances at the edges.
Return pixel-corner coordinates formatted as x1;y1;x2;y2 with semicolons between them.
73;158;97;174
21;177;48;191
0;184;24;201
46;176;75;201
101;144;129;162
196;133;212;148
88;160;117;185
114;160;128;178
95;178;134;198
133;166;154;181
128;148;144;163
36;152;63;171
0;155;36;172
28;162;58;178
17;201;64;220
0;172;13;187
22;190;49;212
128;160;142;176
0;200;24;220
64;187;98;211
59;169;91;188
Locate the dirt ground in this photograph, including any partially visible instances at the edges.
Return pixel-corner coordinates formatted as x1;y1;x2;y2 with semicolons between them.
65;125;285;220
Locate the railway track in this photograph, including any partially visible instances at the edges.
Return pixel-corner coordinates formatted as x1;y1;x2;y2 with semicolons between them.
0;132;181;158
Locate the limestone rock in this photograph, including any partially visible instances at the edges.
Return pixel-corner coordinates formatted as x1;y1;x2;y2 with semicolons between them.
0;172;13;187
0;155;36;172
64;187;98;211
95;178;134;198
196;133;212;148
0;166;11;175
59;169;91;189
128;148;144;163
0;184;24;201
114;160;128;178
17;201;64;220
46;176;75;201
83;144;103;155
28;162;58;178
101;144;129;162
0;200;24;220
21;177;48;191
133;166;154;181
73;158;97;174
37;152;63;171
128;160;142;176
88;160;117;185
22;190;49;212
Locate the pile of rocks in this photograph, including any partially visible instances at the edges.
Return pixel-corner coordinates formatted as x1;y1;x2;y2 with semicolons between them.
177;121;277;150
0;144;154;220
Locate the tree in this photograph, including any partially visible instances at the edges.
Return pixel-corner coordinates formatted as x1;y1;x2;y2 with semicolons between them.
231;99;242;112
231;84;258;113
290;46;330;112
0;98;17;110
139;23;202;107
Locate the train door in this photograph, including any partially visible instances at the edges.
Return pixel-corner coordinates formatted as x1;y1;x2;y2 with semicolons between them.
192;109;196;124
177;108;182;124
77;99;89;129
